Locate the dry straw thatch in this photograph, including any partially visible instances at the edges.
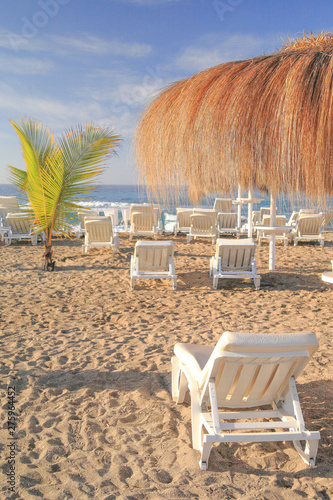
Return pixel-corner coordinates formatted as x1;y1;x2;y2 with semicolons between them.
135;32;333;204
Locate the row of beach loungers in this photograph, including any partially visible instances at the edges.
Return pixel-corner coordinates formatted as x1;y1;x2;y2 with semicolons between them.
0;196;324;468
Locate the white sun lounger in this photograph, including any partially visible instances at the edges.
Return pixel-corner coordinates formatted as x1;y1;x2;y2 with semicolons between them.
0;196;20;211
171;331;320;470
82;216;119;255
213;198;233;213
320;212;333;231
216;212;240;238
76;211;100;238
4;213;37;246
187;214;216;244
210;238;260;289
130;240;177;290
293;215;324;247
174;208;193;235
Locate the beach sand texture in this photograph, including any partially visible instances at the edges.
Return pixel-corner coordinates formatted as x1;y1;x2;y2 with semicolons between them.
0;233;332;499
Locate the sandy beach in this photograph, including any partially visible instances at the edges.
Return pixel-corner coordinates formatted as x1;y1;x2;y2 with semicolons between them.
0;232;332;499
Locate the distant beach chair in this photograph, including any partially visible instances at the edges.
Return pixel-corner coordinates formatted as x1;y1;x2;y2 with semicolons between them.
216;212;240;238
187;214;216;243
82;216;119;255
293;215;324;247
4;213;37;246
213;198;233;213
174;208;193;235
104;208;119;227
76;211;99;238
320;212;333;231
193;208;217;227
130;240;177;290
287;211;299;226
129;204;161;241
260;207;270;221
0;196;20;211
257;215;289;246
210;238;260;289
171;331;320;470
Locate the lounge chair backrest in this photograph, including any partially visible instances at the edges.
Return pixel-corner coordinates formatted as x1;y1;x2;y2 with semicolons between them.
252;210;261;225
199;332;319;407
193;208;216;225
299;209;317;216
0;208;8;225
131;212;155;231
216;238;256;270
0;196;20;210
78;211;99;228
320;212;333;227
297;215;322;235
134;241;173;271
262;215;286;226
84;218;112;243
214;198;232;212
6;213;32;234
130;203;154;216
217;212;237;229
260;207;270;219
287;211;299;225
104;208;119;226
177;210;193;228
190;214;214;232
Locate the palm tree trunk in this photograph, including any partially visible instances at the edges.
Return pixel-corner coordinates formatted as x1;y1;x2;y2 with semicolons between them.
43;230;55;271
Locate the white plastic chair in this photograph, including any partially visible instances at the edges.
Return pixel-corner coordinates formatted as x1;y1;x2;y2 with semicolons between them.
171;331;320;470
174;209;193;235
129;204;160;241
216;212;240;238
187;214;216;243
82;216;119;255
76;211;99;238
4;213;37;246
130;240;177;290
104;208;119;227
213;198;233;213
293;215;324;247
210;238;260;289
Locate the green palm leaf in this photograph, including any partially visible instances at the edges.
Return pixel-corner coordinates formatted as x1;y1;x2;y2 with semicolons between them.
9;118;121;257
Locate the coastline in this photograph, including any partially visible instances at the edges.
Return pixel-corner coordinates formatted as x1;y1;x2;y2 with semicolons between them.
0;232;332;498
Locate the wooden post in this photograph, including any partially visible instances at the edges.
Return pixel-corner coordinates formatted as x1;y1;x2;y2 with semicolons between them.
269;191;276;270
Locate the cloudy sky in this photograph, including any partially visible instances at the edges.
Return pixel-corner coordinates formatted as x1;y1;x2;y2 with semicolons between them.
0;0;332;184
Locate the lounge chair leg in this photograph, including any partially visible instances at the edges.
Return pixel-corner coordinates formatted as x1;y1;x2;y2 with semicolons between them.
130;278;135;290
172;278;177;290
200;438;212;470
254;278;260;290
213;277;218;290
191;391;202;451
171;358;188;403
293;438;319;466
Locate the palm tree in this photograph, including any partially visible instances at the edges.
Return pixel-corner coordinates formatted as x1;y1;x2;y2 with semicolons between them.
9;118;121;270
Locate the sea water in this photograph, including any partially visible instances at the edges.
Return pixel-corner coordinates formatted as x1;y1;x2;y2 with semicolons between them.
0;184;331;232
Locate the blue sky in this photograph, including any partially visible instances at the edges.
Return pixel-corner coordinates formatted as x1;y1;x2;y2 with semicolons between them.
0;0;332;184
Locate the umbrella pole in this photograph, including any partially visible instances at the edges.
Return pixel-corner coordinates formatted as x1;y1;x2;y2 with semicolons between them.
237;185;242;230
269;191;277;270
247;188;253;238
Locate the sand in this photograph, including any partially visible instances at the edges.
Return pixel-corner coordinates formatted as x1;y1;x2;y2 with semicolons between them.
0;232;332;499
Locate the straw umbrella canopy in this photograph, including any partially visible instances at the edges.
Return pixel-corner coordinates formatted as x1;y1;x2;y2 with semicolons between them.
135;32;333;268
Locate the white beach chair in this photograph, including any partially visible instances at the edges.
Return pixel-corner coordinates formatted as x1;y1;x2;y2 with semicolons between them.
171;331;320;470
82;216;119;255
293;215;324;247
103;208;119;227
213;198;233;213
0;196;20;211
129;204;160;241
260;207;270;221
130;240;177;290
258;215;289;246
210;238;260;289
187;214;216;243
216;212;240;238
76;211;100;238
320;212;333;231
287;211;299;226
174;209;193;235
193;208;217;226
4;213;37;246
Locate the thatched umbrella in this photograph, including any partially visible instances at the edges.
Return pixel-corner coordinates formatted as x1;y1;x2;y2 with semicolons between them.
135;32;333;269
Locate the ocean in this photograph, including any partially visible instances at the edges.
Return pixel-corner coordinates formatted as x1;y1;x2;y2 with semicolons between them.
1;184;331;232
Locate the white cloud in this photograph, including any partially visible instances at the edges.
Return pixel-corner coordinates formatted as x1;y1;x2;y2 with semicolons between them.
0;29;152;59
0;54;54;75
172;33;282;73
